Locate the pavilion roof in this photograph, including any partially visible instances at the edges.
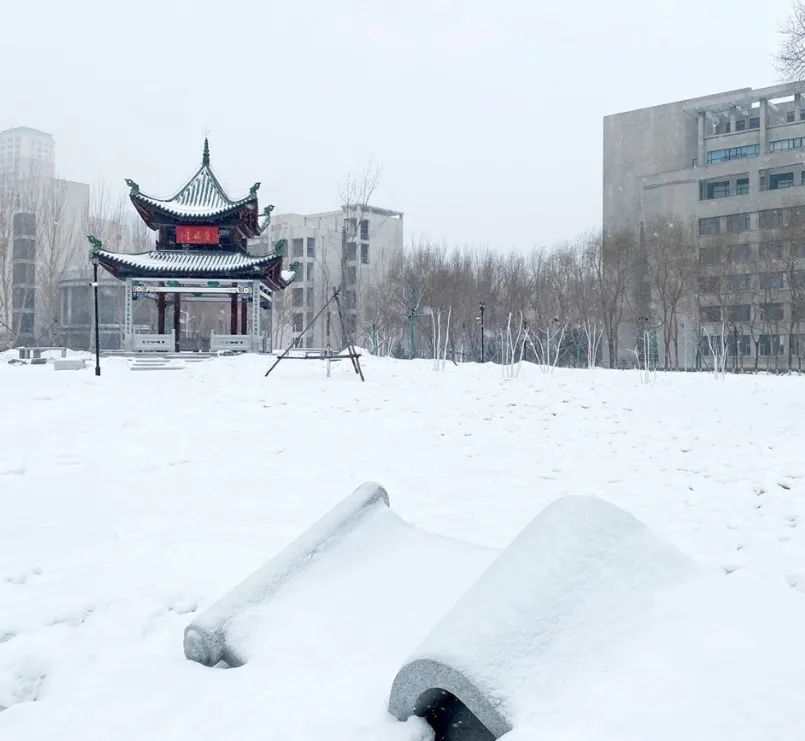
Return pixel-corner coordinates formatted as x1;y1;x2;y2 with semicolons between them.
94;248;288;287
127;139;259;222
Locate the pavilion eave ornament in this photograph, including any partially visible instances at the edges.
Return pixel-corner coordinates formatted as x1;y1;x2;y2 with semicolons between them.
125;178;140;193
87;234;103;262
259;204;275;234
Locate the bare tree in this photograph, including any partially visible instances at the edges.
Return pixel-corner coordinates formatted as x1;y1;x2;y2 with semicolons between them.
0;184;19;342
596;228;634;368
778;2;805;80
32;179;86;343
643;217;698;369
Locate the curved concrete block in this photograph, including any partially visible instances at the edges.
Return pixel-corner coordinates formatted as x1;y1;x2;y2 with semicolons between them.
388;495;693;738
184;481;390;667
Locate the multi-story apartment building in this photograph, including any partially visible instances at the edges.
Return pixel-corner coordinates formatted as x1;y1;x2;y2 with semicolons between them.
0;126;88;346
0;127;55;183
604;80;805;369
263;205;403;351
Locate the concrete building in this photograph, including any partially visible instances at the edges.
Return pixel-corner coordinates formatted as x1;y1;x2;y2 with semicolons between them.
263;205;403;351
0;127;55;183
604;80;805;369
0;126;89;346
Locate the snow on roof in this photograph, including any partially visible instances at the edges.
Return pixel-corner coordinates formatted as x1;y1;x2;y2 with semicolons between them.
95;249;278;274
134;165;254;219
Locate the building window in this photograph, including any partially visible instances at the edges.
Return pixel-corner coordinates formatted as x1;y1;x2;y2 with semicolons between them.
728;304;751;322
770;172;795;190
699;217;721;235
734;334;752;356
698;276;721;293
292;313;304;332
726;213;751;233
727;244;752;263
759;209;785;229
736;178;749;195
727;274;751;291
292;238;304;258
706;144;759;164
345;242;357;261
700;306;722;322
361;243;369;264
359;220;369;240
344;290;356;309
735;119;746;131
306;237;316;257
793;241;805;259
761;303;784;320
759;241;783;260
749;117;760;129
292;288;304;307
700;246;720;264
758;334;784;355
702;180;730;199
787;110;796;123
345;218;357;239
769;137;805;152
345;266;357;284
790;205;805;226
760;273;785;290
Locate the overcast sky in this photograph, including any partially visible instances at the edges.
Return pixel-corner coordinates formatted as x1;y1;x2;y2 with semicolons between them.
0;0;795;250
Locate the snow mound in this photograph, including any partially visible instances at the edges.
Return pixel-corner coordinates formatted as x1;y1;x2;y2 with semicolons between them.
388;495;805;740
184;482;391;666
388;495;693;736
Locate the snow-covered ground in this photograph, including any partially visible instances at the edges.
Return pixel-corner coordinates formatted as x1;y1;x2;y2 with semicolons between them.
1;352;805;739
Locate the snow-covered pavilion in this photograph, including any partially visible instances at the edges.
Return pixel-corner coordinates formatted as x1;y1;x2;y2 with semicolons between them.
91;140;291;352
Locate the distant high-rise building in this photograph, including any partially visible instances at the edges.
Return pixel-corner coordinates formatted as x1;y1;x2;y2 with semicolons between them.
0;126;56;183
0;126;89;347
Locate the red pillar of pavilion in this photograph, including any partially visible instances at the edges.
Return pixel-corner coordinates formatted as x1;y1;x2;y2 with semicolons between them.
173;292;181;352
240;298;248;334
230;294;238;335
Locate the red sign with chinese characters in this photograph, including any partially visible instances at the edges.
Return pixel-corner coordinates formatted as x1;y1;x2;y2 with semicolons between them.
176;226;219;245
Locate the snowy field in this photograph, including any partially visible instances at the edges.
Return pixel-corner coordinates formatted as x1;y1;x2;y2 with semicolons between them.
1;352;805;739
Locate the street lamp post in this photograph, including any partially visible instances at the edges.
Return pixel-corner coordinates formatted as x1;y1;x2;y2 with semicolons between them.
89;247;101;377
479;302;486;362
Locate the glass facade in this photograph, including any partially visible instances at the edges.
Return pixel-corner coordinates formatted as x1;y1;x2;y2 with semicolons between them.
706;144;759;164
769;137;805;152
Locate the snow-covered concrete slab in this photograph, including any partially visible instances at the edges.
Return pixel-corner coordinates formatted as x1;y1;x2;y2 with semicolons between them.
389;495;805;740
184;481;392;666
